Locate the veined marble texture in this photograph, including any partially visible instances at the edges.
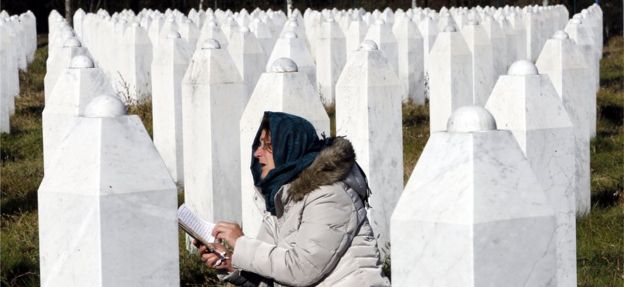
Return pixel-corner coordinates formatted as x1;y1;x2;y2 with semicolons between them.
428;27;473;133
228;27;267;99
365;19;399;76
461;21;495;106
42;58;115;173
38;113;179;287
537;32;592;216
392;126;556;287
316;18;346;106
393;16;425;104
335;42;404;257
181;41;247;227
265;33;317;91
151;33;190;184
486;67;577;287
240;58;329;237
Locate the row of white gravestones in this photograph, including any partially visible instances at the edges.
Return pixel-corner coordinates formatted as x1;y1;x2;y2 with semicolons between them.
0;11;37;134
38;94;180;286
485;60;577;287
392;106;557;286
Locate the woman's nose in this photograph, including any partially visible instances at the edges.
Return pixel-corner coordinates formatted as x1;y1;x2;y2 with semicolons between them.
254;147;262;158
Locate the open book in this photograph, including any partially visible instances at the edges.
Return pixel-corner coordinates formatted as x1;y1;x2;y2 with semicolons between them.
177;204;216;246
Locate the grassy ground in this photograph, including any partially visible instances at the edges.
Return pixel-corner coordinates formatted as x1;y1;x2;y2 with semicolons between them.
1;35;622;286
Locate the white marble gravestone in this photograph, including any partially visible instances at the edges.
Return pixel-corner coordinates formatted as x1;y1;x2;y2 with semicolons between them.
486;60;576;287
151;31;190;184
316;17;346;106
364;19;399;76
240;58;329;237
266;32;317;91
428;25;473;133
393;16;424;104
345;15;368;60
335;40;404;257
228;26;267;98
250;18;275;56
38;95;180;287
417;15;438;75
44;38;87;105
565;19;597;138
42;55;115;173
392;106;556;287
197;20;229;51
119;23;152;102
481;15;508;77
182;39;247;226
461;20;495;106
536;31;592;216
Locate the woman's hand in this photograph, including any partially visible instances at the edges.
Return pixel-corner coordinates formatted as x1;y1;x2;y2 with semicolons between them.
212;221;244;249
193;239;234;272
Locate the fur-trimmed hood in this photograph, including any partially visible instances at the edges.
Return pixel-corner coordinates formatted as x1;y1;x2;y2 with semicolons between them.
288;137;369;202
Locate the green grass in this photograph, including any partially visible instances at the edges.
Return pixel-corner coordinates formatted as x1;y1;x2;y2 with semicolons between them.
1;35;622;286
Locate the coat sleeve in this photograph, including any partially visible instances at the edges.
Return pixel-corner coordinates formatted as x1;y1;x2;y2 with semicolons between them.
231;184;358;287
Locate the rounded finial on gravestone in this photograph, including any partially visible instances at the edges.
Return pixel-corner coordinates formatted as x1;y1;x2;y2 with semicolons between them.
70;55;95;69
64;37;82;47
447;106;497;132
167;31;181;39
270;58;298;73
208;21;218;28
239;26;250;33
507;60;539;75
569;18;582;25
201;38;221;49
375;18;385;25
360;40;379;51
283;31;297;39
84;94;127;118
553;30;569;40
443;24;457;32
287;20;298;28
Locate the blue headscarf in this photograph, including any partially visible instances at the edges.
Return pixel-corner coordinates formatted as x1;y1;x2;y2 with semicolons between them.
250;112;331;215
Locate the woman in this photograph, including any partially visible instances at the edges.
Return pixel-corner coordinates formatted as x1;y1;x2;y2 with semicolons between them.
195;111;389;287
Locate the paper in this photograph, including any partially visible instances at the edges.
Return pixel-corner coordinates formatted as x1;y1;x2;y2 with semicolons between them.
177;204;216;246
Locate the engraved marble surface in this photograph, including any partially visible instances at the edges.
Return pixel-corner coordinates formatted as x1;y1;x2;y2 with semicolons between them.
392;109;556;287
38;110;179;287
335;42;404;257
486;63;577;287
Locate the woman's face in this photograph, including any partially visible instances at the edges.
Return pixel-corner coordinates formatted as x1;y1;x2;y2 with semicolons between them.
254;129;275;179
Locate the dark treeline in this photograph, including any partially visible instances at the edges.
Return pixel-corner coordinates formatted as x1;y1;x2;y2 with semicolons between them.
1;0;621;40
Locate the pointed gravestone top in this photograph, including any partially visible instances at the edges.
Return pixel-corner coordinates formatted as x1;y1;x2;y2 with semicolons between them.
360;39;378;51
201;38;221;49
84;94;127;118
507;59;538;75
446;106;497;132
64;38;82;47
70;55;94;69
271;57;298;72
